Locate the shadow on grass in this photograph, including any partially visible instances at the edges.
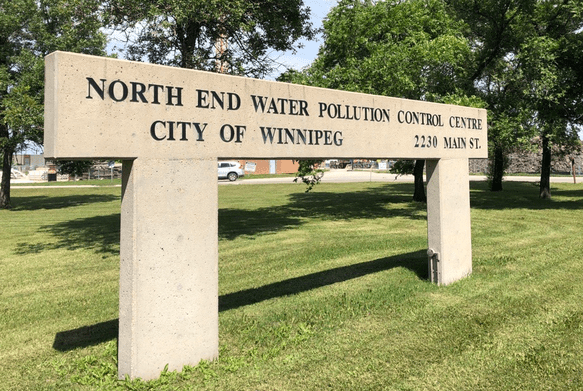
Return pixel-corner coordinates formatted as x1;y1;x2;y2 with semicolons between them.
53;250;427;351
53;319;118;352
9;194;119;211
20;181;581;258
469;181;583;210
15;213;120;255
219;249;427;311
220;183;426;240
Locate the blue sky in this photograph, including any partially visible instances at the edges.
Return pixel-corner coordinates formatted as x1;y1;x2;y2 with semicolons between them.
270;0;337;77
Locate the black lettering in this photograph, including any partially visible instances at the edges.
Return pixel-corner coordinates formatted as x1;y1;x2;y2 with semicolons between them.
289;100;298;115
328;104;338;119
285;128;294;144
211;90;224;109
251;95;268;112
166;86;183;106
193;123;207;141
197;89;210;108
382;109;390;122
319;102;327;118
167;121;176;141
220;124;235;142
130;82;148;103
86;78;105;99
260;126;276;144
299;100;309;116
324;130;332;145
176;122;190;141
278;98;289;115
235;125;245;143
345;106;354;120
314;130;323;145
150;120;166;141
374;108;383;122
109;80;128;102
296;129;307;144
148;84;164;105
267;99;278;114
228;93;241;110
336;104;345;119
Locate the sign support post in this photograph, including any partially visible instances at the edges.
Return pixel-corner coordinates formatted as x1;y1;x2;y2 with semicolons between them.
426;158;472;285
118;158;219;378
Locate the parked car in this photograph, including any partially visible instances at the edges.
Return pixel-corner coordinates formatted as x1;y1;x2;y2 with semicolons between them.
218;161;245;181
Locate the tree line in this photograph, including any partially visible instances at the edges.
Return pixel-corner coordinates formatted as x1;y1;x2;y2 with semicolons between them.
1;0;581;208
283;0;583;201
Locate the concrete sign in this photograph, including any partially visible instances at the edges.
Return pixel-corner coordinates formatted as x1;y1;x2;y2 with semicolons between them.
44;51;487;380
45;52;486;161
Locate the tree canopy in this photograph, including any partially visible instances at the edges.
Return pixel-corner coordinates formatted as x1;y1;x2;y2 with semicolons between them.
282;0;477;200
287;0;583;198
446;0;583;194
0;0;106;208
105;0;316;78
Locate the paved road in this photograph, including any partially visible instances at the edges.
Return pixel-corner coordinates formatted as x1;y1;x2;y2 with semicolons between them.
221;169;581;186
10;169;581;188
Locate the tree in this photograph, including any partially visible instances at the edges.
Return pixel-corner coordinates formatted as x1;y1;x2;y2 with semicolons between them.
57;160;94;179
523;2;583;198
445;0;583;195
389;160;426;202
105;0;316;78
282;0;475;200
0;0;106;208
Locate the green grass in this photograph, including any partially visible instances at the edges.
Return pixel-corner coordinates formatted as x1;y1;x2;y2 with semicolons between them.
12;179;123;187
2;181;583;390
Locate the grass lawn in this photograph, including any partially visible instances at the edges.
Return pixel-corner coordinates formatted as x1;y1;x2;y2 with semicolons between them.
1;181;582;390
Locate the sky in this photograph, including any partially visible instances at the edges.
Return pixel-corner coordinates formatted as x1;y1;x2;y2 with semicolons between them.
269;0;337;77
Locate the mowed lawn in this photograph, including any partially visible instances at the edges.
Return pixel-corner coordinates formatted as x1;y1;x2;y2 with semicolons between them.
1;180;582;390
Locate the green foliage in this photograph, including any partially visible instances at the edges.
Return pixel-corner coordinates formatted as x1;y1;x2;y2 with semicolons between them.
57;160;94;177
283;0;473;197
0;0;107;207
446;0;583;192
293;159;324;192
389;159;415;176
293;0;471;101
105;0;316;78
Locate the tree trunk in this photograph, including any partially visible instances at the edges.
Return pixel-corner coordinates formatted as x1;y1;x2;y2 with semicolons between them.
490;145;504;192
0;148;13;209
540;134;552;199
0;121;12;208
413;159;426;203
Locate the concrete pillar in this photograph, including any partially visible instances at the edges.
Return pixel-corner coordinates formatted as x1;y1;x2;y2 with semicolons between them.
119;158;219;380
426;158;472;285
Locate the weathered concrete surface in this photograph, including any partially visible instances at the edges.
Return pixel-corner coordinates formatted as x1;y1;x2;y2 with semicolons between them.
426;159;472;285
119;158;218;380
44;51;487;161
